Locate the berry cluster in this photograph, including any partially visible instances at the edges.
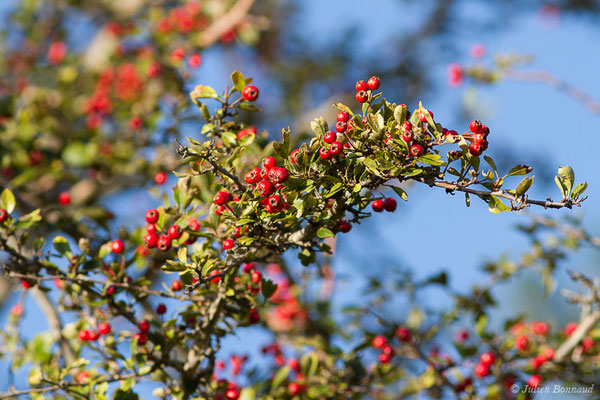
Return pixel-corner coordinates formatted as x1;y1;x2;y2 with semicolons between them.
371;327;412;364
142;208;200;251
465;119;490;156
319;111;350;160
243;156;290;213
355;76;380;103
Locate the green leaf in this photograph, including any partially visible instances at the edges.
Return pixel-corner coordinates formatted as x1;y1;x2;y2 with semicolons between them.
515;176;534;197
557;165;574;196
222;131;238;147
271;366;290;392
387;185;408;201
310;117;328;136
272;128;291;158
15;208;41;229
162;260;186;272
506;164;531;177
53;235;71;255
1;188;16;213
231;71;246;93
393;104;407;124
113;389;139;400
239;388;256;400
237;103;261;112
484;155;497;174
417;154;446;166
555;175;567;198
572;182;588;199
317;227;334;238
190;85;218;100
200;103;211;121
325;182;343;197
261;279;277;299
476;314;488;336
488;196;511;214
99;242;112;259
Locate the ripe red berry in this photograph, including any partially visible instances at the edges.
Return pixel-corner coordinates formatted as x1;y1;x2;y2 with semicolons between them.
527;375;542;388
290;149;300;164
215;205;226;215
337;111;350;122
395;327;411;342
251;271;262;284
371;200;384;212
330;141;343;156
319;147;332;160
139;320;150;332
334;121;347;133
372;335;387;349
111;239;124;254
338;220;351;233
145;232;158;248
167;225;183;240
287;382;303;396
79;329;91;341
565;322;578;336
582;336;595;352
367;76;381;90
59;192;71;205
383;197;397;212
88;331;99;341
473;133;487;144
324;130;337;144
263;156;276;169
214;191;232;205
156;304;167;314
410;144;424;158
402;121;413;132
242;85;259;101
532;321;549;336
154;171;167;185
419;110;433;122
146;224;157;233
267;194;283;212
474;363;489;378
145;209;159;224
157;236;172;251
268;167;289;184
0;209;8;222
378;353;392;364
245;167;262;184
356;90;368;103
188;218;200;231
133;332;148;345
469;120;483;133
543;347;555;361
98;323;111;335
355;80;367;92
223;239;234;250
469;142;483;156
224;388;240;400
237;126;257;140
481;124;490;134
171;280;182;291
249;308;259;323
480;352;495;366
515;335;529;351
188;53;202;68
256;180;275;197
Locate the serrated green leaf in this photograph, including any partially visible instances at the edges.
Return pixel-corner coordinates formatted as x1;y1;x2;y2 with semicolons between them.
231;71;246;92
190;85;218;100
317;227;334;238
418;154;446;166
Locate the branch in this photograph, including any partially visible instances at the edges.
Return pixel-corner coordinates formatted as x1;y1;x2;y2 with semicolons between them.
554;309;600;362
411;177;582;210
198;0;255;48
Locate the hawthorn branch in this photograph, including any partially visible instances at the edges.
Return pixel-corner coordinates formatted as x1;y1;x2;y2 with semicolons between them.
411;177;582;209
554;309;600;362
197;0;255;48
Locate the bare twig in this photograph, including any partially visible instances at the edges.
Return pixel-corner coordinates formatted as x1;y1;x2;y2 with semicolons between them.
198;0;255;48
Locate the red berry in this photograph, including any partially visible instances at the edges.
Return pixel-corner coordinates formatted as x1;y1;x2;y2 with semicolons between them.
527;375;542;389
0;209;8;222
245;167;262;184
290;149;300;164
249;309;259;323
338;220;351;233
532;321;549;336
188;218;200;231
481;124;490;134
383;197;397;212
78;329;90;341
395;327;411;342
154;171;167;185
334;121;347;133
242;85;259;102
565;322;578;336
139;320;150;332
98;323;111;335
88;331;99;341
111;239;124;254
356;90;368;103
268;167;289;184
371;200;384;212
367;76;380;90
144;232;158;248
515;335;529;351
171;280;182;291
223;239;235;250
355;80;367;92
372;335;387;349
214;191;232;205
145;209;159;224
133;332;148;345
146;224;157;233
582;336;595;352
410;144;424;158
215;205;226;215
337;111;350;122
59;192;71;205
256;180;275;197
251;270;262;284
474;363;489;378
157;236;172;251
237;126;257;140
382;345;395;356
319;147;332;160
167;225;182;240
480;352;495;366
469;120;483;133
446;129;458;138
263;156;276;169
224;388;240;400
473;133;487;144
401;130;413;143
267;194;283;212
419;110;433;122
324;131;337;144
543;347;555;361
330;141;343;156
402;121;413;132
188;53;202;68
469;142;483;156
156;304;167;315
378;353;392;364
287;382;302;396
